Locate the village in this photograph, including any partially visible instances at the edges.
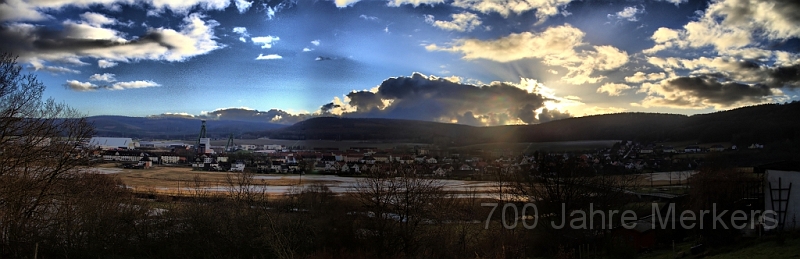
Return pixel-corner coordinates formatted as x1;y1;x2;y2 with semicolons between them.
90;133;762;177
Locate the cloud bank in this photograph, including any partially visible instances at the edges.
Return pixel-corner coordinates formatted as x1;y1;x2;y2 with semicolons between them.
427;24;628;84
321;73;570;126
154;73;573;126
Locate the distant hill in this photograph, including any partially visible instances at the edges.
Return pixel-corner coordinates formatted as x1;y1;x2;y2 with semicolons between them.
89;102;800;145
262;102;800;146
266;117;484;143
88;116;286;139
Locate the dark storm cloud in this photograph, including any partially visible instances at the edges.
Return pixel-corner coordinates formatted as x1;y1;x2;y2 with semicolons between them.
336;73;557;125
712;60;800;89
765;64;800;88
667;76;773;105
346;91;384;112
516;104;539;124
319;102;341;114
456;111;482;126
538;108;571;123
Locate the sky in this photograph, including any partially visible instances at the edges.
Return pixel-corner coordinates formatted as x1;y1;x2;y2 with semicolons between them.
1;0;799;126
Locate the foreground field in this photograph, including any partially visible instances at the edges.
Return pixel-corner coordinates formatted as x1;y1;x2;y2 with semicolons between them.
91;163;330;194
90;163;498;196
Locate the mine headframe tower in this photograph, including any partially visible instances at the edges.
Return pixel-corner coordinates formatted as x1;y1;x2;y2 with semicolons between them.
195;120;208;154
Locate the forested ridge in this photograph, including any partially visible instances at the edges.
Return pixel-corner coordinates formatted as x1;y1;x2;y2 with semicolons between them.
264;102;800;145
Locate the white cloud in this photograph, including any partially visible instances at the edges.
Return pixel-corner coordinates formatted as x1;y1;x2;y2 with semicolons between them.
597;83;632;96
658;0;686;6
232;27;249;42
255;54;282;60
334;0;361;7
0;0;234;22
427;12;482;32
108;80;160;90
624;71;666;83
65;80;98;91
426;25;585;62
359;14;378;20
65;79;160;91
39;65;81;74
79;12;117;26
98;59;118;68
232;27;248;35
265;5;276;19
0;0;51;21
148;0;230;14
302;47;313;52
252;35;280;48
608;6;642;22
89;73;117;82
2;13;223;71
643;0;800;55
452;0;574;24
27;59;82;74
387;0;443;7
233;0;252;13
427;24;628;84
311;40;320;46
707;0;800;41
334;0;442;7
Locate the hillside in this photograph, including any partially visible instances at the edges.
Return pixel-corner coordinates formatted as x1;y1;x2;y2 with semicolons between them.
263;102;800;146
266;117;484;143
89;102;800;145
88;116;286;139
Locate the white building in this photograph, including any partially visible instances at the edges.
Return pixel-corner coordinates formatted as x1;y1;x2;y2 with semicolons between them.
230;161;245;172
198;138;213;154
160;154;182;164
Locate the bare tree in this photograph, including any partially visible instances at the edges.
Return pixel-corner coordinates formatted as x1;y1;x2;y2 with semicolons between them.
352;168;447;257
511;155;641;253
0;53;94;255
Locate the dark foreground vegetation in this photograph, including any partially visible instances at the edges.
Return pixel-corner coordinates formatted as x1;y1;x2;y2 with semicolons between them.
4;154;793;259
